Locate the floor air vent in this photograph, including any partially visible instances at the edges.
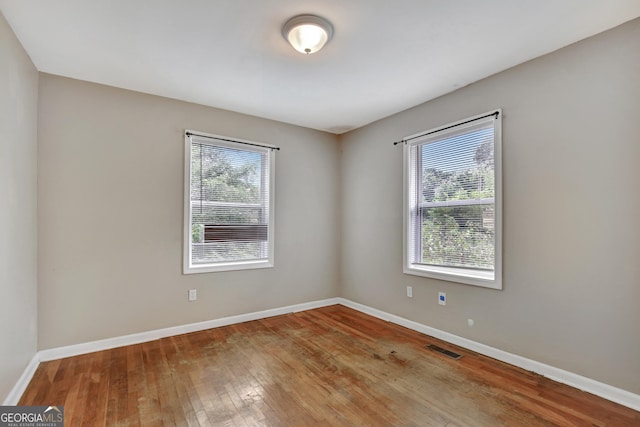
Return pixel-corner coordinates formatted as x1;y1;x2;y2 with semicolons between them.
426;344;463;360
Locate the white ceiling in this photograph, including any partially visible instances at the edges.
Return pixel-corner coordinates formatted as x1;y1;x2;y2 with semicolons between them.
2;1;639;134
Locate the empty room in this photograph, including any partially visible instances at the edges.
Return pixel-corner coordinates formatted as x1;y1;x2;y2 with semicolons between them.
1;1;639;425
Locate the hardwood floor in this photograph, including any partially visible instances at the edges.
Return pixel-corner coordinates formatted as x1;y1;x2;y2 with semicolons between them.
20;305;640;426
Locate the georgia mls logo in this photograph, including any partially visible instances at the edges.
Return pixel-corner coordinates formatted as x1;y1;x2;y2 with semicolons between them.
0;405;64;427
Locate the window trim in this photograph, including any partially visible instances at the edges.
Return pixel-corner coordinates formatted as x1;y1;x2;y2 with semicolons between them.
183;130;275;274
402;110;502;290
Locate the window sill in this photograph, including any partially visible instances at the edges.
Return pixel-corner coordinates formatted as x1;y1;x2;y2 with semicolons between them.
184;259;273;274
404;264;501;290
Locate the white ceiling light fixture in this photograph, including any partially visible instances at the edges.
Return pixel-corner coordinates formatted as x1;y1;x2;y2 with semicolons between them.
282;14;334;55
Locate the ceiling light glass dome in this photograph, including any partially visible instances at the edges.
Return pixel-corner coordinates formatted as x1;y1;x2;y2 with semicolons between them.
282;15;333;54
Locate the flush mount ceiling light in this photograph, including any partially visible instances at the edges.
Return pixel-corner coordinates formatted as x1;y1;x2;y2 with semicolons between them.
282;14;333;55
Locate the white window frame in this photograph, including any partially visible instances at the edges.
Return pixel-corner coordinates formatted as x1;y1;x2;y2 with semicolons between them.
403;110;502;289
183;130;275;274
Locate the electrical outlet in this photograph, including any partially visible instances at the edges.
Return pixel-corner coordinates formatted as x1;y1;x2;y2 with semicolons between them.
188;289;197;301
407;286;413;298
438;292;446;306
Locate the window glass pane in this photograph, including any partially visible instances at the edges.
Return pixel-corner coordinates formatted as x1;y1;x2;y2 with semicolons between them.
189;140;270;267
192;240;264;265
417;121;495;272
421;125;494;203
421;205;494;270
191;143;264;206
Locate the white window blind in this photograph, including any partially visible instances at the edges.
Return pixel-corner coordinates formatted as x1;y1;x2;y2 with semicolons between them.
184;132;275;273
404;111;502;289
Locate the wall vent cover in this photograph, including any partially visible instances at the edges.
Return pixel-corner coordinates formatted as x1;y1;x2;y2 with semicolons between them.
426;344;463;360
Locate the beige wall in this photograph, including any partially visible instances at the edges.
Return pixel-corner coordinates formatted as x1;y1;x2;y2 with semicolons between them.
340;18;640;394
37;74;341;349
0;13;38;402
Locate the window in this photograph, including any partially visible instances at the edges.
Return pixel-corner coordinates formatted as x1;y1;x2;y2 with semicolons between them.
403;111;502;289
184;131;275;274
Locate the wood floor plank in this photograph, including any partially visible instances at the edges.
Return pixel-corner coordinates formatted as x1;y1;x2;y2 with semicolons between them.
19;305;640;426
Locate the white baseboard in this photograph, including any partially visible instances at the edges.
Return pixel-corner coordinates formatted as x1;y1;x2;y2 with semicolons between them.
7;296;640;412
3;353;40;406
336;297;640;412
